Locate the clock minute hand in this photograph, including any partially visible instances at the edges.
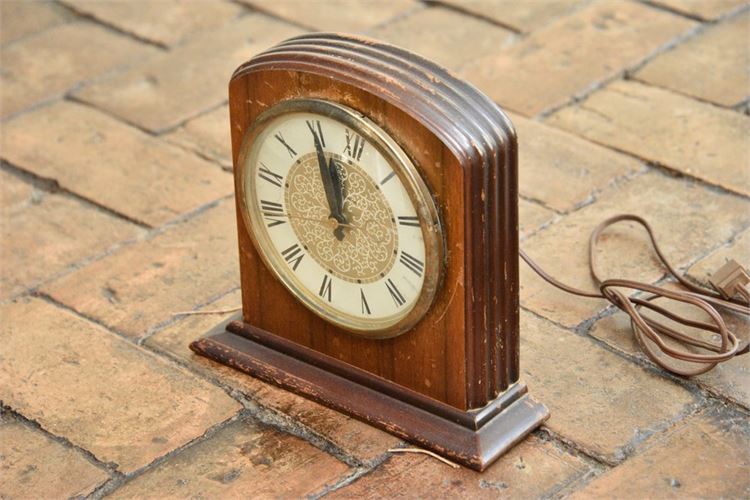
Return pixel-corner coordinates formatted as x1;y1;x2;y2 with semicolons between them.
307;121;345;241
308;123;340;212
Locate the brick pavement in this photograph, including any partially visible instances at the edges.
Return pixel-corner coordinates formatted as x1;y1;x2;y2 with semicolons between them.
1;1;748;498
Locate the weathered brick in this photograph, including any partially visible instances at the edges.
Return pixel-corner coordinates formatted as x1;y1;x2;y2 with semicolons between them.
1;185;141;300
109;416;349;499
0;420;109;498
572;405;750;498
0;22;158;118
434;0;581;32
61;0;244;47
635;12;749;107
42;199;239;338
547;80;750;196
521;311;699;463
460;1;695;116
74;15;303;133
0;298;241;473
369;6;512;71
165;105;232;170
0;0;74;45
241;0;417;32
520;199;556;239
650;0;747;20
331;435;591;498
512;112;641;212
147;291;402;465
1;101;232;226
521;170;749;327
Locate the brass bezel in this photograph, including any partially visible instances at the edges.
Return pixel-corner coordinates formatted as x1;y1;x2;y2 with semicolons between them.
237;98;444;339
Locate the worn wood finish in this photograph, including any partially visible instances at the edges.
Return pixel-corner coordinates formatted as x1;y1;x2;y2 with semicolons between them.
191;323;548;471
226;34;520;410
191;33;548;469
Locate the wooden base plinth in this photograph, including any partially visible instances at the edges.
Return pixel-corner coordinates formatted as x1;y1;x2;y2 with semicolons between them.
190;316;549;471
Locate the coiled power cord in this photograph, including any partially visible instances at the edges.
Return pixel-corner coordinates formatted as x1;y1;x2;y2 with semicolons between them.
521;214;749;376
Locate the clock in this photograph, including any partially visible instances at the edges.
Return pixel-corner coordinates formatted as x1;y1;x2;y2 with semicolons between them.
191;33;548;471
238;98;443;337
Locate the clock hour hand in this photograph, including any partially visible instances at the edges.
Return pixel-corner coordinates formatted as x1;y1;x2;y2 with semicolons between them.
328;156;348;240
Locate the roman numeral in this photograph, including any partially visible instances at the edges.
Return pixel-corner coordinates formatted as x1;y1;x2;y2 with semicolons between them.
343;129;364;160
258;163;283;187
397;215;420;227
380;171;396;185
281;243;304;271
385;278;405;307
305;119;325;147
274;132;297;158
360;289;371;315
319;274;332;302
399;251;424;277
260;200;285;227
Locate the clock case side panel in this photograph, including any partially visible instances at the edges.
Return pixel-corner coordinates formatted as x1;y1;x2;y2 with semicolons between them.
227;66;470;409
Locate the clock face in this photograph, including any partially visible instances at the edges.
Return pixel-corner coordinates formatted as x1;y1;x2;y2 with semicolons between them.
238;99;443;338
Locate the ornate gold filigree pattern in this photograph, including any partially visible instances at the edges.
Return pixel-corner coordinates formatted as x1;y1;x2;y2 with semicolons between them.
285;153;398;283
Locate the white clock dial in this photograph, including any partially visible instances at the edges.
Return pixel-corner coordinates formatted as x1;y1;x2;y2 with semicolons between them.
239;100;443;337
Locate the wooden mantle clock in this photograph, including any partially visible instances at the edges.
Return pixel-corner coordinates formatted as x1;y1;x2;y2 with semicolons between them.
191;33;548;470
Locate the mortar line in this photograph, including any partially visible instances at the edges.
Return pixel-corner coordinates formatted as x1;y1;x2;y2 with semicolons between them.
65;91;238;140
55;1;170;50
0;161;153;229
534;18;713;120
530;112;750;205
136;286;242;345
166;138;233;173
137;314;384;472
638;0;711;22
88;411;244;499
1;49;160;125
61;94;167;138
537;126;750;202
639;0;750;23
366;1;429;33
629;75;750;112
422;0;524;34
626;74;750;115
0;404;122;479
520;163;651;221
532;430;610;497
520;212;562;243
160;99;233;171
31;292;175;356
230;1;320;32
310;453;395;499
140;338;378;471
0;168;236;308
237;394;370;469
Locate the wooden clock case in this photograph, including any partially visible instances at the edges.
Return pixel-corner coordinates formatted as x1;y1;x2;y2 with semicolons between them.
191;33;548;471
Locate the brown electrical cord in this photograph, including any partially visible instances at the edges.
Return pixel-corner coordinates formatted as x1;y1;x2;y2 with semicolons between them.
521;214;749;376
